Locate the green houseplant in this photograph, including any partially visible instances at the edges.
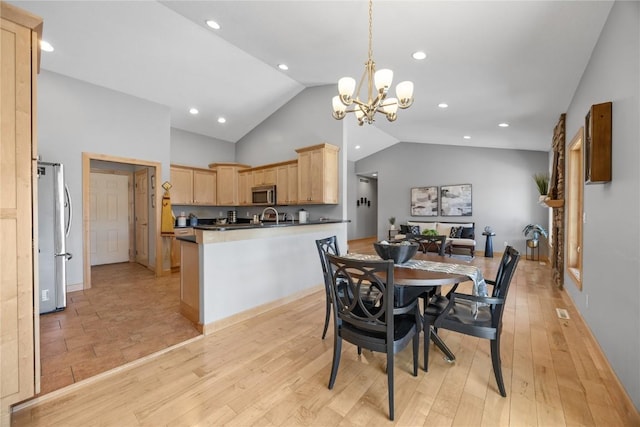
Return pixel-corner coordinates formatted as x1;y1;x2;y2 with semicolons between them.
532;172;550;196
522;224;548;242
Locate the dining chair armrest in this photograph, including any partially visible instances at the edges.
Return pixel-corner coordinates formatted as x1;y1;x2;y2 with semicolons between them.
450;292;505;306
393;298;418;315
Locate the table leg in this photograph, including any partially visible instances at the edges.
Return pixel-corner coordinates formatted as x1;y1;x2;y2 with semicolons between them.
429;328;456;362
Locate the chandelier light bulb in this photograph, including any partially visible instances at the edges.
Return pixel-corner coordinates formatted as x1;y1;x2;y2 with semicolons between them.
332;96;347;119
396;81;414;108
338;77;356;104
374;69;393;93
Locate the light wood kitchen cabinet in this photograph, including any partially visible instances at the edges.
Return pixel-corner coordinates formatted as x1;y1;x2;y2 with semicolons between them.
253;166;276;186
192;169;216;205
179;239;200;325
276;161;298;205
237;170;254;205
209;163;250;206
171;227;195;270
170;166;193;204
296;143;339;204
1;3;42;419
170;166;217;205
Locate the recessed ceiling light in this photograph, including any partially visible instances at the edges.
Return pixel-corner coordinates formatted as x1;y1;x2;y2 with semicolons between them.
355;145;361;149
189;108;199;115
372;173;378;177
277;64;289;71
463;135;471;139
412;51;427;60
217;117;226;124
205;20;220;30
438;103;448;109
40;40;54;52
498;122;509;128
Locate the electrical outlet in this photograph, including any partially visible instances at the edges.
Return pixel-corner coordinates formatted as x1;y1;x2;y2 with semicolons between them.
219;211;223;217
42;289;49;302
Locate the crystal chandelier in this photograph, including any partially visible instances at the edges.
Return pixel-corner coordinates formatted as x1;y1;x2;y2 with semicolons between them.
332;0;414;125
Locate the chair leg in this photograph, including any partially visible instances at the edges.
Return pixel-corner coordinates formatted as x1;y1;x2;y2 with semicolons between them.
413;330;419;376
423;322;431;371
387;351;394;421
322;298;331;339
328;336;342;389
490;337;506;397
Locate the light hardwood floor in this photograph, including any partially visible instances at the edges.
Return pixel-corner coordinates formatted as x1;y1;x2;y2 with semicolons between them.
13;238;640;426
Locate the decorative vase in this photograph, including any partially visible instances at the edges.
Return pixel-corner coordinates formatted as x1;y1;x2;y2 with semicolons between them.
390;224;396;230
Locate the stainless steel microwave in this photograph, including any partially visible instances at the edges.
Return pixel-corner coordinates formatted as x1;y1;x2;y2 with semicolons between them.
251;185;276;205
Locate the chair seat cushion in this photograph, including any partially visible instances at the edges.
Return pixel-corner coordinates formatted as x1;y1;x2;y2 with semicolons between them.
342;313;417;342
447;238;476;246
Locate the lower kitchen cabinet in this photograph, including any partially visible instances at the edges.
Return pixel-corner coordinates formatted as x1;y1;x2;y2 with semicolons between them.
179;239;200;325
171;228;194;269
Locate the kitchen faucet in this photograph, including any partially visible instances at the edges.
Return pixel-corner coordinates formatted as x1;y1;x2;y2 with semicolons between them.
260;206;279;224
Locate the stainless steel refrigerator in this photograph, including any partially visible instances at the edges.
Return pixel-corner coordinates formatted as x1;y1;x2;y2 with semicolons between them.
37;161;73;314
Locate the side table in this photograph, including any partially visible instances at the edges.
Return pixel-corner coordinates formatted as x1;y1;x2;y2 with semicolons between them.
388;229;399;240
482;231;496;258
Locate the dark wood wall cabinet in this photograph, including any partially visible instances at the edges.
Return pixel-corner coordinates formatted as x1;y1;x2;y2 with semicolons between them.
585;101;612;184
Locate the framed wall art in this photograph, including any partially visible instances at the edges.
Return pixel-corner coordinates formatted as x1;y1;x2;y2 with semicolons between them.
410;186;438;216
440;184;472;216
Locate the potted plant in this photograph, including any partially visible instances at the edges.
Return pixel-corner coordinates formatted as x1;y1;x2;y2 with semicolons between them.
522;224;548;247
533;172;549;204
388;216;396;230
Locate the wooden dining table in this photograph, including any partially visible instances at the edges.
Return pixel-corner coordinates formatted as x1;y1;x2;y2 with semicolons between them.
345;251;480;363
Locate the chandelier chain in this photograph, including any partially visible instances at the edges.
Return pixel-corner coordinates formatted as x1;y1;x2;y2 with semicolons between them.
368;0;373;62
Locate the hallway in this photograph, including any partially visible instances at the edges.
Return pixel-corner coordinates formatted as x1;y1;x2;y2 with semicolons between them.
39;263;200;394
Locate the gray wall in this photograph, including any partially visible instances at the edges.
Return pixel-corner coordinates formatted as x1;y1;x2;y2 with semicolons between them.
353;176;378;239
170;128;235;168
235;85;346;222
564;1;640;409
356;142;549;253
38;70;171;287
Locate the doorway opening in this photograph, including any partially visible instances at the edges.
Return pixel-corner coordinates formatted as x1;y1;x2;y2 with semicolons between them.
82;153;162;289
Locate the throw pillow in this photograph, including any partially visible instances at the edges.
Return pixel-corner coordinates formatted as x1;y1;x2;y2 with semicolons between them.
449;226;463;238
409;225;420;235
460;227;474;239
400;224;411;234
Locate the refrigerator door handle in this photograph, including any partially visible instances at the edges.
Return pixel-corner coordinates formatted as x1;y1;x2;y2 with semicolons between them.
64;183;72;237
55;252;73;260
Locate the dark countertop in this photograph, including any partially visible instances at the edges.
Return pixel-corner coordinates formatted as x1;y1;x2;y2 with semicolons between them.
192;219;348;231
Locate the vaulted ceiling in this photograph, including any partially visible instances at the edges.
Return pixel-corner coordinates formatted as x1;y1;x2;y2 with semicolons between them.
14;1;613;161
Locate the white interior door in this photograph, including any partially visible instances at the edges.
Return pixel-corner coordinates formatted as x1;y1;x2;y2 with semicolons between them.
90;172;130;266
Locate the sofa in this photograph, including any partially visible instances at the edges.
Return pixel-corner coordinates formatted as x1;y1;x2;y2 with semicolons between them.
395;221;476;257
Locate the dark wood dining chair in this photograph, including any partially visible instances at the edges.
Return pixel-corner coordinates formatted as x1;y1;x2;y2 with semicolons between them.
315;236;341;339
324;253;420;420
423;246;520;396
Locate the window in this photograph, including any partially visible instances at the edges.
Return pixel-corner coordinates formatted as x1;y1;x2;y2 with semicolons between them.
566;128;584;288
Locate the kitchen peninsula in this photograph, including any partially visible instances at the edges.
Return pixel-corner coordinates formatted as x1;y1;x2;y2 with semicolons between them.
178;220;347;333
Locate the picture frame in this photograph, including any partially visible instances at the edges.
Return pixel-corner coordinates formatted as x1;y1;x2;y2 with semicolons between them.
410;186;438;216
440;184;472;216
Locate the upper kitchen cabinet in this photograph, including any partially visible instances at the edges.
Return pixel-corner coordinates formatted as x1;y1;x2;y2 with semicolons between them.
237;169;253;206
252;166;276;186
1;2;42;418
296;143;339;204
209;163;250;206
276;160;298;205
170;166;217;205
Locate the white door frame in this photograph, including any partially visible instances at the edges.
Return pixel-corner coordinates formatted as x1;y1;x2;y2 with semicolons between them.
82;152;162;289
